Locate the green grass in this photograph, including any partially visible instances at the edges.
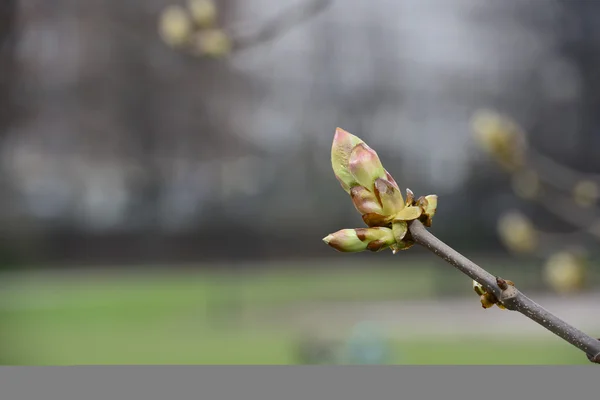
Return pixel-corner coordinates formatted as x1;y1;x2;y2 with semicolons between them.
0;263;590;364
1;321;586;364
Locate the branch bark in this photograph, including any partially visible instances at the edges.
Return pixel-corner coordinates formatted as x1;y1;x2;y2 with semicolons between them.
408;219;600;364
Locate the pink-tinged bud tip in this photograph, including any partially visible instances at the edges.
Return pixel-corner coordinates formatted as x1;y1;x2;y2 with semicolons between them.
331;128;365;193
322;227;395;253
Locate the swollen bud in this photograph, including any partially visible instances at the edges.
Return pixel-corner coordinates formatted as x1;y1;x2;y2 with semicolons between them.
374;178;405;215
350;186;384;215
325;127;440;254
472;280;508;310
331;128;365;193
323;227;395;253
348;143;387;192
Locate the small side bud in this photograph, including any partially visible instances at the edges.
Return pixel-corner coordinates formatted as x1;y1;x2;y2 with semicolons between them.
473;280;485;296
480;294;495;309
473;280;506;310
423;195;437;216
323;227;395;253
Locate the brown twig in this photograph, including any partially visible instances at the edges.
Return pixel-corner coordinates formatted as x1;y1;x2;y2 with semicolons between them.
408;219;600;364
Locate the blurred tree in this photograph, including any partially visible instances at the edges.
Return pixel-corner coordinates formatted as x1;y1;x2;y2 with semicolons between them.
0;0;17;137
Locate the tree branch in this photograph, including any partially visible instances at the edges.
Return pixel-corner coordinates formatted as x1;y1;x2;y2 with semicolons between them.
408;219;600;364
231;0;332;52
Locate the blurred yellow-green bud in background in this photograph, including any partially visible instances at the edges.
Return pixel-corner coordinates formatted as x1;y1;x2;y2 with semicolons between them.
572;180;599;208
471;109;527;172
497;211;538;254
511;169;541;200
188;0;218;28
192;29;231;58
544;250;587;294
159;5;193;47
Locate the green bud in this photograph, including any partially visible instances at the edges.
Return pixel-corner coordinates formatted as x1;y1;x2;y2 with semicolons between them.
323;227;395;253
374;178;405;215
472;280;485;296
348;143;387;192
331;128;365;193
424;195;437;216
350;186;384;215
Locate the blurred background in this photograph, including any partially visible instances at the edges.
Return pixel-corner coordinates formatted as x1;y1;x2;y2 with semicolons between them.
0;0;599;364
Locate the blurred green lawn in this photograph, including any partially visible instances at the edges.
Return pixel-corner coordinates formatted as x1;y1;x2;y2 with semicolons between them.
0;261;589;364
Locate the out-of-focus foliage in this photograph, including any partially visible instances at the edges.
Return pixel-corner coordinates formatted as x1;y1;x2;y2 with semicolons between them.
544;250;587;294
497;211;538;255
572;180;599;208
159;0;231;57
473;109;600;295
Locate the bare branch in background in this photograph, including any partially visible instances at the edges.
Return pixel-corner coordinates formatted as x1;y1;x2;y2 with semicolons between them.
158;0;332;58
528;147;600;192
471;110;600;204
471;109;600;294
231;0;332;52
